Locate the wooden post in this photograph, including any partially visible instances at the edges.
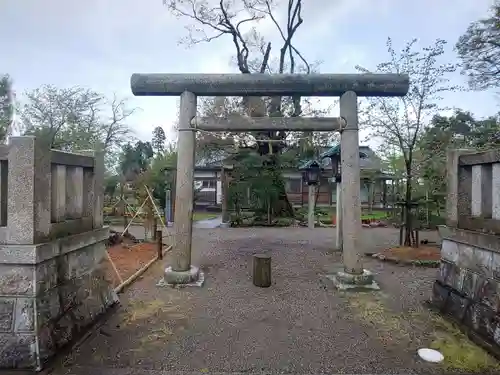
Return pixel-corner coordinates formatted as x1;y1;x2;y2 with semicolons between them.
335;182;342;251
253;254;271;288
152;217;158;240
156;230;163;260
308;185;315;229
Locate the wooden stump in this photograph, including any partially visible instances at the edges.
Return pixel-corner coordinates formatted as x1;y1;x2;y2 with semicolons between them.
253;254;271;288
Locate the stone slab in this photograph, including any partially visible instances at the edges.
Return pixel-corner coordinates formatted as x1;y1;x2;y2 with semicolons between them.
158;269;205;288
0;298;14;331
0;265;35;295
0;226;109;264
0;333;36;368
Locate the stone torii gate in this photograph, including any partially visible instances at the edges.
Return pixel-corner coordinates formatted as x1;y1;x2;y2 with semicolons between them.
130;73;409;289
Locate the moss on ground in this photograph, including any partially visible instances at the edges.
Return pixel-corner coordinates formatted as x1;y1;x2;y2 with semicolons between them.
347;293;500;373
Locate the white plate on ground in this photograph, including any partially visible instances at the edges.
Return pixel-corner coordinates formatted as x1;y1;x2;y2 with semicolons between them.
418;348;444;363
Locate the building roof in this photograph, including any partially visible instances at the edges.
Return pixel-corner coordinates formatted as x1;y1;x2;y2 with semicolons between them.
319;144;368;159
196;144;385;172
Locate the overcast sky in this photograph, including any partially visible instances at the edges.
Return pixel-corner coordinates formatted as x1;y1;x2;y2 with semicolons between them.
2;0;498;145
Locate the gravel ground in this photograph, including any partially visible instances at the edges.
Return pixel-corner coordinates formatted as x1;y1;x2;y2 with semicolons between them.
49;227;491;374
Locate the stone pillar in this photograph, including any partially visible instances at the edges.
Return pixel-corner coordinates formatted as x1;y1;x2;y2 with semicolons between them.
339;92;363;274
493;164;500;220
80;150;104;228
65;166;84;219
308;184;315;229
329;91;378;290
7;136;51;244
335;182;342;250
446;149;475;227
51;165;67;222
221;167;229;227
165;91;200;285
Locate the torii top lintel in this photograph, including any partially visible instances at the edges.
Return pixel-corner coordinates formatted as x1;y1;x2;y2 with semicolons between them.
130;73;409;98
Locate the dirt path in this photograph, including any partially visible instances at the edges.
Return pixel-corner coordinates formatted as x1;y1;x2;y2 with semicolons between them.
51;228;498;374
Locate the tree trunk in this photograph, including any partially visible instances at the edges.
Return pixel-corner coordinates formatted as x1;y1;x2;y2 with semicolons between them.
120;181;128;234
262;154;294;218
404;168;413;246
368;180;374;214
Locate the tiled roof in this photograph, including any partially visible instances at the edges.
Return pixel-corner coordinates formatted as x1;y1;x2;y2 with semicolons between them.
197;144;383;171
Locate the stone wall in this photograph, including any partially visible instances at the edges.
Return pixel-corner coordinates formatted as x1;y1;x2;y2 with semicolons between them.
0;137;117;370
432;226;500;349
431;148;500;354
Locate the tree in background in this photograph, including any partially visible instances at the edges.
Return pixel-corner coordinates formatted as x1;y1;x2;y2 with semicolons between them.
20;85;136;168
419;110;500;202
0;75;14;143
165;0;331;219
152;126;166;154
456;1;500;90
357;38;458;246
119;141;154;182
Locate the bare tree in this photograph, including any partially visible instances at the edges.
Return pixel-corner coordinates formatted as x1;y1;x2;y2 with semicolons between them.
356;38;458;246
20;85;136;158
165;0;313;216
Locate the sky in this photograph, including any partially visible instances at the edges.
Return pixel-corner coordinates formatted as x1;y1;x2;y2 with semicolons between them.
2;0;498;146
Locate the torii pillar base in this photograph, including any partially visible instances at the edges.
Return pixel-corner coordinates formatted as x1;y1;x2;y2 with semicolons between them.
163;265;204;287
327;269;380;291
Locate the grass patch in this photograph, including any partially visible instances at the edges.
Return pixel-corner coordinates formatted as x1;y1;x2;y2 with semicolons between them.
346;293;500;372
192;212;219;221
361;212;388;220
428;314;500;373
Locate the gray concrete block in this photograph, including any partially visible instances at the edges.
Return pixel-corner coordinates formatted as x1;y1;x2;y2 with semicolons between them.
446;291;468;321
36;288;61;328
51;314;74;347
475;277;500;313
37;325;55;362
7;137;51;245
0;298;14;331
0;333;36;368
13;298;34;332
0;265;34;295
491;252;500;280
65;166;84;219
34;258;58;294
437;260;453;285
66;244;98;279
447;263;465;291
457;242;493;275
441;239;459;263
468;303;496;339
430;281;450;310
462;269;479;299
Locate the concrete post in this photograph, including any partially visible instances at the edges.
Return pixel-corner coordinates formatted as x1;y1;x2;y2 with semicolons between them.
335;182;342;250
221;167;229;226
7;136;51;244
164;91;200;285
165;189;171;223
339;91;363;275
308;185;315;229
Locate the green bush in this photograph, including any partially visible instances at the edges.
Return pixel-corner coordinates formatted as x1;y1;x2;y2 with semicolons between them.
275;217;294;227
